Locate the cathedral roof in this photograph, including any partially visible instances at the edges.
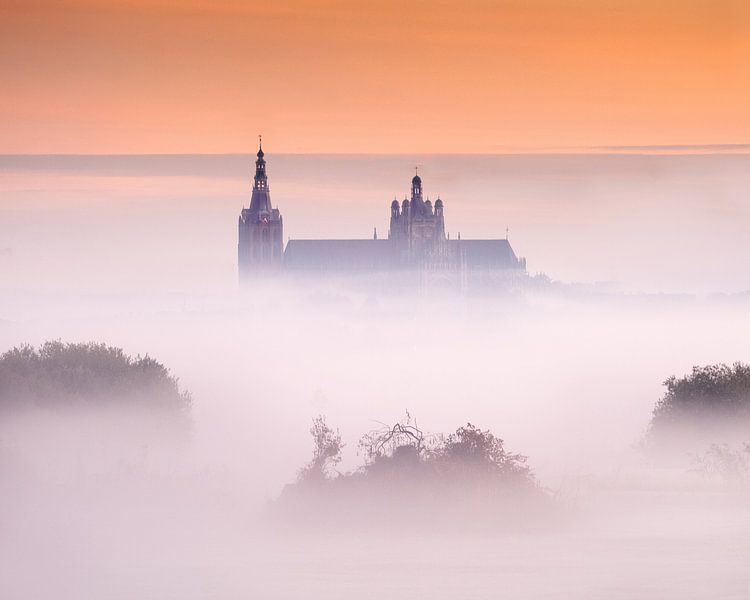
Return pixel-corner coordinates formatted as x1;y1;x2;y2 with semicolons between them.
449;239;519;268
284;239;397;271
282;238;523;272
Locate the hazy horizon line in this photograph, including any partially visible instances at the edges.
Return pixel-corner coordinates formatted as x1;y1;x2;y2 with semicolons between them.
2;144;750;159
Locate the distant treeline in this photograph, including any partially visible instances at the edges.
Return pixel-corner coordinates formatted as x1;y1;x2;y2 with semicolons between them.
272;414;549;530
0;341;192;419
648;362;750;446
296;414;534;488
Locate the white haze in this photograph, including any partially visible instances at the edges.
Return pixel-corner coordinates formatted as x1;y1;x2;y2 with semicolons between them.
1;154;750;598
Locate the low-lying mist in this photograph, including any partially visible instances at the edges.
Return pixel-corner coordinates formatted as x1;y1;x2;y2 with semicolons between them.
2;153;750;597
2;283;750;598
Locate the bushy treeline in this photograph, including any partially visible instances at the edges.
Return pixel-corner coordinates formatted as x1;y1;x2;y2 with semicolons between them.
0;341;192;417
649;363;750;432
296;414;534;489
653;363;750;423
274;414;545;530
647;363;750;459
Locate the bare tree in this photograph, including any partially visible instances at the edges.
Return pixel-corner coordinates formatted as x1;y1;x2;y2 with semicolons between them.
358;411;437;463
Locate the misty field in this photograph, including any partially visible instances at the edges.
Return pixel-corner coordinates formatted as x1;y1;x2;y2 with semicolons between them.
2;154;750;598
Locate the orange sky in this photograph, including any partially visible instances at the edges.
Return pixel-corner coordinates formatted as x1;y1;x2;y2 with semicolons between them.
1;0;749;153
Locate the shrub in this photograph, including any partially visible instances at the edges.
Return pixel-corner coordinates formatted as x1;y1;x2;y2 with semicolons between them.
0;341;192;419
653;363;750;424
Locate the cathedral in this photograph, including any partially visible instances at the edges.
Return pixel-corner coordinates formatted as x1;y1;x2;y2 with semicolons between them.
238;143;526;288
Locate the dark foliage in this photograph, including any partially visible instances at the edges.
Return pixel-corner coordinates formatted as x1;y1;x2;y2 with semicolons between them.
0;341;192;418
285;413;536;496
432;423;532;483
273;414;544;532
646;363;750;455
651;363;750;429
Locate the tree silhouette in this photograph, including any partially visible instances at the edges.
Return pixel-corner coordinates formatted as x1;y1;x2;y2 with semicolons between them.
0;341;192;421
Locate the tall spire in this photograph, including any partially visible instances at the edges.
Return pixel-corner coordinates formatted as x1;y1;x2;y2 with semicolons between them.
238;135;284;279
249;136;271;213
253;135;267;191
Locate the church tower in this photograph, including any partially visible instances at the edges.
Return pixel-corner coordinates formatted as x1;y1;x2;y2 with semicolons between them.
238;139;283;282
388;170;446;258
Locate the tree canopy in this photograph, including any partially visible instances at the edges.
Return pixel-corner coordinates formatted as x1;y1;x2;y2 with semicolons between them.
0;341;192;418
274;414;544;532
647;362;750;451
284;412;538;502
652;363;750;423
